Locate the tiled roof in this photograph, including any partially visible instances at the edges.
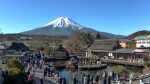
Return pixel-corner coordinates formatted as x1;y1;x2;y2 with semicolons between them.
89;39;119;51
113;48;134;53
7;42;30;52
134;34;150;40
134;49;150;53
90;44;115;51
113;48;150;53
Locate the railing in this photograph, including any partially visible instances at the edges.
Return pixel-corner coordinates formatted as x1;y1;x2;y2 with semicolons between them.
78;64;107;69
101;59;144;67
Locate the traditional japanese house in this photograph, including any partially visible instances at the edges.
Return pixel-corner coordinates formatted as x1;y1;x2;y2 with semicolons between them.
111;48;144;64
45;45;69;67
0;44;6;56
7;42;30;52
87;39;121;58
85;39;147;67
2;42;31;62
79;39;120;65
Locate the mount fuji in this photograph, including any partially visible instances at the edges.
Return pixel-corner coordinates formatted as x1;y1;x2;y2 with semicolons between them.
21;17;124;38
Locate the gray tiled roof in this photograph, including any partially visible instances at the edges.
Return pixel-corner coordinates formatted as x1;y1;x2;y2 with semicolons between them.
89;39;119;51
134;49;150;53
113;48;134;53
90;44;115;51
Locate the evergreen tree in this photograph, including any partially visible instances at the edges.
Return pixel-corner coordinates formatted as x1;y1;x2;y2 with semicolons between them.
3;58;31;84
96;32;101;39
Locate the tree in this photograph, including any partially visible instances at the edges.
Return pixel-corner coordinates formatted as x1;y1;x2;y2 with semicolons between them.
112;65;127;76
3;58;30;84
114;40;122;49
80;32;94;46
143;55;150;67
96;32;101;39
7;59;23;69
143;55;150;74
64;31;94;52
126;67;142;76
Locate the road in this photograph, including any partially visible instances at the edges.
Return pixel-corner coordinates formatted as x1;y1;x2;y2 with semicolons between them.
31;68;57;84
33;77;56;84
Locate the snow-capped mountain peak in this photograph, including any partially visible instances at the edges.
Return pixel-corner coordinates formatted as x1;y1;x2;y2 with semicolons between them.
22;16;124;38
46;16;82;28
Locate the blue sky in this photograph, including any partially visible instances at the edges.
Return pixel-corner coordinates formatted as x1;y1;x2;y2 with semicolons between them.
0;0;150;35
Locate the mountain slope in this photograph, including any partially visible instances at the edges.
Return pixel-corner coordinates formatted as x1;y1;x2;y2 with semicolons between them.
127;30;150;39
22;17;124;38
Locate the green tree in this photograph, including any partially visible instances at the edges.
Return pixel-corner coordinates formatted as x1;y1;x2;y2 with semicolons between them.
7;59;23;71
143;55;150;67
96;32;101;39
126;67;142;76
112;65;127;76
143;55;150;74
3;58;30;84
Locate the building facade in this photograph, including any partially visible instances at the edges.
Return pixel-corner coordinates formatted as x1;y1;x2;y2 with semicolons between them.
119;39;136;48
135;35;150;48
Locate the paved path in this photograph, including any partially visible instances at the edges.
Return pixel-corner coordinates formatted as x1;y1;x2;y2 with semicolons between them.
33;77;56;84
32;68;57;84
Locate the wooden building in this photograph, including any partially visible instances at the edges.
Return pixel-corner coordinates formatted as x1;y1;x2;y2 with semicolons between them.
119;39;136;48
79;39;120;66
84;39;149;66
87;39;121;58
45;45;69;61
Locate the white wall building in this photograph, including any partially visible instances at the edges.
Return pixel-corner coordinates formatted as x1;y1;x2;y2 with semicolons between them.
135;35;150;48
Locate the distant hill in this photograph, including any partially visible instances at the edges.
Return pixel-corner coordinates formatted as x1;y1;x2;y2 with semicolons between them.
21;16;125;39
127;30;150;39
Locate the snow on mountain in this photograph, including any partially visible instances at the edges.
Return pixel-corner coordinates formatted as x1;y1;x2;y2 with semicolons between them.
21;16;124;38
45;16;82;28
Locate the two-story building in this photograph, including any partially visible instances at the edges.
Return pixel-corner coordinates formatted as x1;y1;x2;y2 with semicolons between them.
134;35;150;48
